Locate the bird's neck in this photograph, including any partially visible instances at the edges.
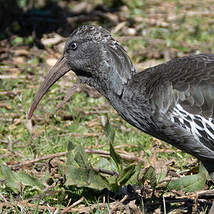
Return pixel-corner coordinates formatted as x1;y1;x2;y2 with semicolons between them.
80;54;155;133
93;76;153;134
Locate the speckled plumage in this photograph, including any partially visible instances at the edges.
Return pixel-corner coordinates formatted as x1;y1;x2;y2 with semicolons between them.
29;25;214;180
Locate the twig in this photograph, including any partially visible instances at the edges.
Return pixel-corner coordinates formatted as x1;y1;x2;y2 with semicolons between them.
85;149;109;156
0;75;25;79
0;113;20;118
58;133;100;137
9;152;67;170
61;197;84;213
0;103;11;110
0;201;56;212
0;90;22;96
120;195;128;203
0;139;9;144
198;190;214;199
83;110;109;115
64;201;111;213
93;167;119;177
144;197;213;207
9;151;118;176
9;115;25;130
85;149;144;163
8;148;143;170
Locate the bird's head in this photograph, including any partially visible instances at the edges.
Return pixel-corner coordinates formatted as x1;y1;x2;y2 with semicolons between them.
28;25;135;119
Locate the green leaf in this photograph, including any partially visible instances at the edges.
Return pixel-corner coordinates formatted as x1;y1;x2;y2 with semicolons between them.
96;158;113;171
118;164;136;186
139;166;157;189
127;164;144;184
167;163;207;192
67;141;75;152
104;116;115;143
74;145;90;168
0;163;44;193
66;145;109;190
110;143;122;173
0;164;19;193
157;170;167;183
16;172;45;190
12;37;24;45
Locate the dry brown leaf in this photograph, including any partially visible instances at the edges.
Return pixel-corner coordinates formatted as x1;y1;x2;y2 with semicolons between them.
13;56;26;64
72;2;88;13
41;34;63;46
46;58;58;67
113;21;127;34
12;49;29;56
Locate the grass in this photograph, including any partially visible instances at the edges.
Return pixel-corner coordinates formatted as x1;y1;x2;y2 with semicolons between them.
0;0;214;212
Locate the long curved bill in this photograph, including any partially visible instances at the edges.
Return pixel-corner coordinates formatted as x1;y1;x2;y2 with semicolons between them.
28;56;71;119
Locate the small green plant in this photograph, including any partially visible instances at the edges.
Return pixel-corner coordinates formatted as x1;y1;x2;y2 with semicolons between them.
167;162;208;192
0;162;44;194
0;119;208;198
65;143;110;190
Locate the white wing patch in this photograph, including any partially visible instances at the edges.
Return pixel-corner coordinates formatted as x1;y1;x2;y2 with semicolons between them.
171;104;214;141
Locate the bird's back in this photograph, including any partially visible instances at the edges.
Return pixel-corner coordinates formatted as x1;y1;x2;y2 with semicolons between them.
124;54;214;174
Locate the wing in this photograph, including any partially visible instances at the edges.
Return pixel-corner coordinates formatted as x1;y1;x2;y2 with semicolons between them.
170;54;214;118
146;54;214;147
143;54;214;118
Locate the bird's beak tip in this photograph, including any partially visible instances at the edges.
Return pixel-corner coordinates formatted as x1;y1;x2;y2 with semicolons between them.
28;111;33;120
28;56;70;119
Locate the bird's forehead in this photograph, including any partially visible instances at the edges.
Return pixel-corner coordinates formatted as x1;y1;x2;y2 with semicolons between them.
70;25;112;43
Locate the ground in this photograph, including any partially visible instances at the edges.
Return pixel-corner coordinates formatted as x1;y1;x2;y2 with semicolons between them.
0;0;214;213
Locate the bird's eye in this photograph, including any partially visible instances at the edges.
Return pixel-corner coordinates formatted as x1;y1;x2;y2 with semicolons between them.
70;42;78;50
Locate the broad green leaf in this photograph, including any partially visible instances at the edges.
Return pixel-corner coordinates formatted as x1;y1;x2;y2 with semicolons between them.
118;164;136;186
0;163;44;192
16;172;45;190
74;145;90;168
157;170;167;183
104;116;115;143
168;163;207;192
110;143;122;173
96;158;113;171
127;164;144;185
167;174;206;192
0;164;19;193
199;162;209;175
139;166;157;189
66;163;109;190
66;146;79;169
66;145;109;190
